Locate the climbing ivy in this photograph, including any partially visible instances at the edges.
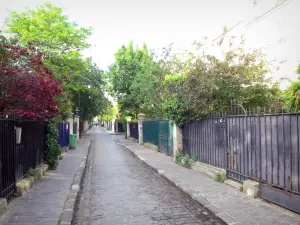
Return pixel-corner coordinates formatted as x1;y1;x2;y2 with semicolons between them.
45;119;61;169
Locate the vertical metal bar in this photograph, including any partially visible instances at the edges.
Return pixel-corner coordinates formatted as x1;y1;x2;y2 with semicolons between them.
196;121;198;161
298;113;300;193
199;120;201;162
271;115;273;184
289;110;292;190
276;114;280;186
225;111;228;169
207;119;210;164
211;118;213;165
246;111;249;177
200;120;202;162
238;111;241;178
204;119;206;163
231;116;234;176
265;110;267;182
213;117;215;166
282;108;285;188
243;112;246;178
257;107;261;180
253;108;257;178
205;119;207;164
201;120;204;163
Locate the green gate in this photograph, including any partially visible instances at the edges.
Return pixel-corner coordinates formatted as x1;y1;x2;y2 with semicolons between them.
143;120;173;156
158;120;173;156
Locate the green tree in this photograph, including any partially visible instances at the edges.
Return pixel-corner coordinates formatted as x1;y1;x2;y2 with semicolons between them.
163;38;281;125
100;103;117;122
285;81;300;110
108;41;169;118
71;59;107;121
5;3;94;118
284;63;300;111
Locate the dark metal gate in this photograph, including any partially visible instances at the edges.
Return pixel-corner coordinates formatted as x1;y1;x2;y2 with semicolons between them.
0;116;46;202
182;109;300;213
158;120;173;156
182;118;227;169
129;122;139;140
143;120;173;155
0;116;16;202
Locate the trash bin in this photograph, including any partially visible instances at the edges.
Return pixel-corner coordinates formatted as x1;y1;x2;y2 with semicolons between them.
70;134;77;149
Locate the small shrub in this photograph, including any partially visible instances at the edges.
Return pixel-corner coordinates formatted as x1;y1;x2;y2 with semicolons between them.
28;167;39;177
174;149;184;165
181;154;191;168
174;149;193;169
191;154;198;162
240;186;244;192
215;173;226;183
45;119;61;169
59;155;64;160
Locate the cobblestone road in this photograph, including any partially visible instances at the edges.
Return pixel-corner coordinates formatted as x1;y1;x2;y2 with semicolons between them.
73;130;225;225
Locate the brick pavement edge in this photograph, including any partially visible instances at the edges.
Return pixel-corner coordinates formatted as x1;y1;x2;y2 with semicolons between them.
59;140;92;225
115;140;237;225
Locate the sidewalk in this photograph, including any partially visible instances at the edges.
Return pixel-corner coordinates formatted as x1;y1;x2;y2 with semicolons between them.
116;138;300;225
0;137;91;225
106;130;125;135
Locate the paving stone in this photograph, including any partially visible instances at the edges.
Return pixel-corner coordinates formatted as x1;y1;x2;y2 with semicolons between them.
115;136;300;225
62;209;73;222
73;130;225;225
0;138;90;225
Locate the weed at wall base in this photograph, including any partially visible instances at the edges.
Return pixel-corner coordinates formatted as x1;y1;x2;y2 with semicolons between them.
174;149;196;169
215;172;226;183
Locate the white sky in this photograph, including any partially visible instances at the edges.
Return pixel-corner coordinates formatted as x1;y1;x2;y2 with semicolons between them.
0;0;255;69
0;0;299;87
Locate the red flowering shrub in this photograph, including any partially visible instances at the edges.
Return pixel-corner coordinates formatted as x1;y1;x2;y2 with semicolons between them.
0;44;62;119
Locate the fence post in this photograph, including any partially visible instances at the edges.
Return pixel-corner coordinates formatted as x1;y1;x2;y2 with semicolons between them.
138;114;146;144
74;115;80;140
112;119;116;132
173;123;183;161
126;117;131;138
67;117;73;134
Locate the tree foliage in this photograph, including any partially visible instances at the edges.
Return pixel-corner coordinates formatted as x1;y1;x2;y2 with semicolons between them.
107;41;168;118
109;36;283;125
100;102;117;122
45;119;61;169
0;41;62;119
5;3;108;120
71;59;107;120
162;40;281;124
6;3;92;54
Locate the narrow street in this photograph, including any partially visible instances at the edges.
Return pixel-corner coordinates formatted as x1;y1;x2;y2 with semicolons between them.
73;128;224;225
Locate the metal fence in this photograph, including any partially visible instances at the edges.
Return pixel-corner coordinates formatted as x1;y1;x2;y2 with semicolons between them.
114;120;124;133
0;116;45;202
57;121;70;151
15;121;45;181
0;115;16;202
182;117;227;169
129;122;139;140
143;120;173;155
143;120;159;146
182;108;300;213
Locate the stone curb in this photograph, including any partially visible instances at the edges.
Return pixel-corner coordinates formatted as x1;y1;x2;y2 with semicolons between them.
58;140;92;225
115;140;237;225
0;164;50;216
15;163;49;197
